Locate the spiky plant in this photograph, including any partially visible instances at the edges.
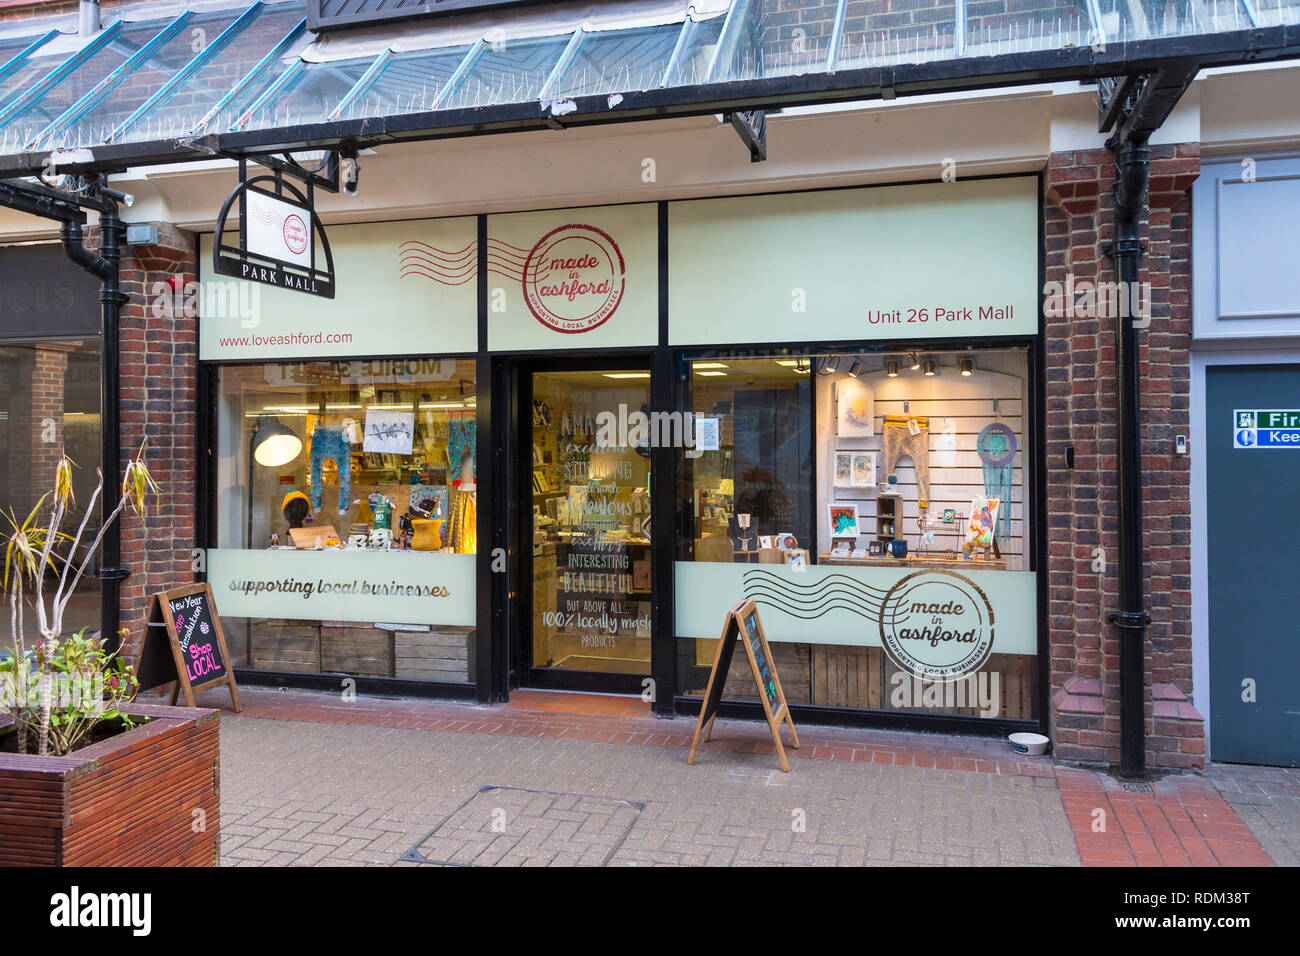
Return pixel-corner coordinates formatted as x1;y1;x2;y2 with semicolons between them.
2;445;157;757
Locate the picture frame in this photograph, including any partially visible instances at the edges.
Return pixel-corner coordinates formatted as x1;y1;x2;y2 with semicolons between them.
833;451;854;487
827;503;860;538
835;379;874;438
868;540;883;557
850;452;876;487
784;548;808;568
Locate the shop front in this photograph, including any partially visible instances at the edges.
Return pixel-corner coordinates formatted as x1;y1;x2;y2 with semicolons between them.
198;174;1045;732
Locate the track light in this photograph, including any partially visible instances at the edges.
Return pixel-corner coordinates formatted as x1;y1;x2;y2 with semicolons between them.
909;352;921;370
923;359;937;377
885;359;899;378
960;358;974;376
847;359;863;378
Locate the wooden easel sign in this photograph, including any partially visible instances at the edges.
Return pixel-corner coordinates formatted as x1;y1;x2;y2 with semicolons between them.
136;583;241;712
688;599;799;771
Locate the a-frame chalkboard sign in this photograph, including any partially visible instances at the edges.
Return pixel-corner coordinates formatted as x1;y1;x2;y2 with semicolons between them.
688;599;799;771
135;583;241;711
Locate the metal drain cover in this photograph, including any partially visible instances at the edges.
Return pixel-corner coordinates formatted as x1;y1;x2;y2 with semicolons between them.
1120;781;1154;793
402;785;645;867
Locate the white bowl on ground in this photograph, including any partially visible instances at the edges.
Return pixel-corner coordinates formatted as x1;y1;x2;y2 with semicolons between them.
1008;732;1050;756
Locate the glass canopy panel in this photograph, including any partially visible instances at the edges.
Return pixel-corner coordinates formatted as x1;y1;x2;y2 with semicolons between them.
837;0;958;70
113;3;305;144
0;19;175;147
47;8;247;149
549;24;683;98
239;56;372;130
1104;0;1255;39
1248;0;1300;26
444;34;570;110
963;0;1089;59
0;31;52;75
336;46;472;121
661;15;726;87
712;0;846;82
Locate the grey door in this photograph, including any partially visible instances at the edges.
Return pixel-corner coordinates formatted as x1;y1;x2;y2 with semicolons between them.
1206;364;1300;766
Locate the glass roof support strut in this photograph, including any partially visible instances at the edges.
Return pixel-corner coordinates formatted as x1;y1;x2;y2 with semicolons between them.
30;10;195;149
0;29;57;87
328;47;393;120
705;0;750;83
1238;0;1260;27
234;57;306;130
658;16;694;88
108;1;266;145
536;28;585;100
191;16;306;134
954;0;967;57
0;19;125;132
826;0;849;71
432;38;486;109
1084;0;1106;47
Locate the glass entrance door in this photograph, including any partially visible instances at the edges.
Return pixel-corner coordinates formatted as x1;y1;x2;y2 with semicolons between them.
526;367;652;689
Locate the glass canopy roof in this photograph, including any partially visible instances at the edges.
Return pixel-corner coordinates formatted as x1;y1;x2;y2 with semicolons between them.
0;0;1294;159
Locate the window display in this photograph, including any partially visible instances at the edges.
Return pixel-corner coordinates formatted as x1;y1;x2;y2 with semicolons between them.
214;358;477;682
677;347;1036;720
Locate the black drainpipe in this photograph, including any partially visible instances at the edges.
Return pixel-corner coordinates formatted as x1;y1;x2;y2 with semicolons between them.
59;192;127;654
1107;136;1153;777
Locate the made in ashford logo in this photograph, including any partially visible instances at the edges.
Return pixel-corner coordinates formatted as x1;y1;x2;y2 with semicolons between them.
523;223;625;334
879;570;995;681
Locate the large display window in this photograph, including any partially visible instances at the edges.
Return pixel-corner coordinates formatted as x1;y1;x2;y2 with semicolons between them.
211;357;478;684
676;346;1037;721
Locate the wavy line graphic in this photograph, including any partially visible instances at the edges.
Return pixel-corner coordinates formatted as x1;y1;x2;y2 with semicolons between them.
398;253;477;277
397;240;481;286
248;201;284;228
741;570;892;622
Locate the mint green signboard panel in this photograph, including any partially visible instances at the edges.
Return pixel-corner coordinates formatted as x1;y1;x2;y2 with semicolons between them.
675;561;1036;679
667;177;1039;346
208;548;476;627
487;203;658;352
199;217;479;361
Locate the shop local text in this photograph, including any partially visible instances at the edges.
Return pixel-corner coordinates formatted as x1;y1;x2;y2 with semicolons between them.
230;577;452;600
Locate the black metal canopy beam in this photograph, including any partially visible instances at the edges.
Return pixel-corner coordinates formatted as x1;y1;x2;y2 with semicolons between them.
1102;61;1203;148
0;24;1295;180
0;177;89;224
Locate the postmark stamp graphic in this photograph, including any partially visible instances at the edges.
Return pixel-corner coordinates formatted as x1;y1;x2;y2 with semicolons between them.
523;223;625;334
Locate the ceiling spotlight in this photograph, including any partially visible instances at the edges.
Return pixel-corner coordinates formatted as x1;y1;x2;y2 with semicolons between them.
885;359;899;378
960;358;974;376
923;359;937;377
909;352;921;370
847;359;863;378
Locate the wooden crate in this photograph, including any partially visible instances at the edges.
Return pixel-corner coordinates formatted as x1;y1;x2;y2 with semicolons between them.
321;625;394;677
250;621;320;673
393;626;476;682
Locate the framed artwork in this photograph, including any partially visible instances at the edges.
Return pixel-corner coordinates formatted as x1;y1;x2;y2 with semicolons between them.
784;549;808;569
831;536;856;552
966;495;1001;548
833;451;853;487
827;504;860;538
835;379;874;438
850;452;875;487
942;508;957;523
868;540;883;557
758;535;773;549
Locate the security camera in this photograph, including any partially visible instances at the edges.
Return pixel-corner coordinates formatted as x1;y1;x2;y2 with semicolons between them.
341;155;360;196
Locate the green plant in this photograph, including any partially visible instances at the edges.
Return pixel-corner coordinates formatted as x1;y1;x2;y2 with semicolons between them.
1;628;141;756
1;448;157;756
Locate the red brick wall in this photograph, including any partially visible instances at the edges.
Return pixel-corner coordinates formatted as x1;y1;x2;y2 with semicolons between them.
1044;144;1202;770
81;222;199;659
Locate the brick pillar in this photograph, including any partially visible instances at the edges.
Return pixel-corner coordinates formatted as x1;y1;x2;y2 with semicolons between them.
5;342;76;521
1044;144;1203;770
87;223;198;659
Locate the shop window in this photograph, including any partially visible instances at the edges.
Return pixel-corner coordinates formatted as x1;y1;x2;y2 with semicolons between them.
0;341;101;651
213;358;478;683
676;348;1037;721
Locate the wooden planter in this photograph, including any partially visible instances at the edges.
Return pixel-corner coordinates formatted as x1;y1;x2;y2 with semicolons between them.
0;702;220;866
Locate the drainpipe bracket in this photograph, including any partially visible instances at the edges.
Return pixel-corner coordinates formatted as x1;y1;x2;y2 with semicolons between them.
1104;238;1146;258
1107;610;1151;631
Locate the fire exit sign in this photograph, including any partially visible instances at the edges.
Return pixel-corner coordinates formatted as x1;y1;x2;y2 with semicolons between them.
1234;409;1300;448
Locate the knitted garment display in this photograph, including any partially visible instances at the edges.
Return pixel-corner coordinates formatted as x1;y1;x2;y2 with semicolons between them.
309;425;351;514
977;423;1016;541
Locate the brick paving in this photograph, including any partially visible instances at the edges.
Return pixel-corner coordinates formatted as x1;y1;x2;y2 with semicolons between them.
168;685;1295;867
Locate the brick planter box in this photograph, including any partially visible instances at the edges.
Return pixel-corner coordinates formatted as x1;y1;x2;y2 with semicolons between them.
0;702;220;866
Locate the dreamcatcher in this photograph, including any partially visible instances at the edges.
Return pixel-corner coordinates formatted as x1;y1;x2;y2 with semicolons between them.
976;407;1016;542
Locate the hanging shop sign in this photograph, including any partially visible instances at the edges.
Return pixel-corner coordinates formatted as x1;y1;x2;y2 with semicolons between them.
488;203;657;352
135;583;242;711
668;177;1039;346
1233;409;1300;448
688;599;800;772
213;164;335;299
